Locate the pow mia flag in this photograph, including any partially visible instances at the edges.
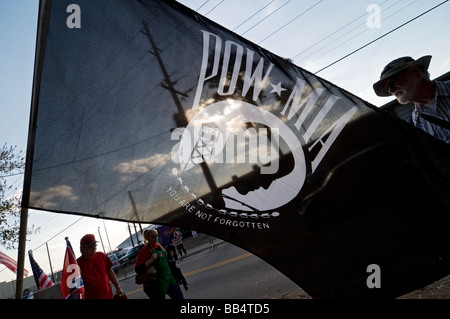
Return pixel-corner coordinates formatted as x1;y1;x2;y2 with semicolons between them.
24;0;450;298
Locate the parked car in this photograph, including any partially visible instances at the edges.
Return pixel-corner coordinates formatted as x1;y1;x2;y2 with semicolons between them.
115;248;128;259
118;243;144;267
22;288;34;299
107;253;122;273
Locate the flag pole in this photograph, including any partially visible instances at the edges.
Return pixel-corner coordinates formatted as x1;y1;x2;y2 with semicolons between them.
15;207;29;299
45;242;55;283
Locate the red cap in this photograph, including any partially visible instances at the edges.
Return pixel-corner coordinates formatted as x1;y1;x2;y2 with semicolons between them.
80;234;97;246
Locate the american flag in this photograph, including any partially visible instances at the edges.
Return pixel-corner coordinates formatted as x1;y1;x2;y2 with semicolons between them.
0;250;29;276
28;250;53;290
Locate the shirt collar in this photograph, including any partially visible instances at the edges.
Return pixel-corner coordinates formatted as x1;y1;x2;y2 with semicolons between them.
435;80;450;97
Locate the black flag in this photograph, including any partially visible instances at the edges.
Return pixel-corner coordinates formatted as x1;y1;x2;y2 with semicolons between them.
24;0;450;298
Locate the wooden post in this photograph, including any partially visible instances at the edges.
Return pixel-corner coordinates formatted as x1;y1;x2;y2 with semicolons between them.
15;207;28;299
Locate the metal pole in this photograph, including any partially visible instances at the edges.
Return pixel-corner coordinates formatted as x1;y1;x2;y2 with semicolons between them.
103;220;112;253
97;227;105;253
45;243;55;283
15;207;28;299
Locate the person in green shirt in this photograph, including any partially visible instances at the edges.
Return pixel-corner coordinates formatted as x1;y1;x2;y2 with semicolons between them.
135;228;184;299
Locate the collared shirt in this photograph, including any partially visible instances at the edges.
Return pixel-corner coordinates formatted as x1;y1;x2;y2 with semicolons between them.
411;80;450;143
77;252;114;299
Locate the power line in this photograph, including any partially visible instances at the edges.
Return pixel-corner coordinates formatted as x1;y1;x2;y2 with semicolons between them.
205;0;225;16
30;216;85;252
305;0;419;67
196;0;210;11
233;0;276;31
258;0;323;44
291;0;391;61
241;0;292;35
3;175;23;200
0;171;24;178
314;0;449;74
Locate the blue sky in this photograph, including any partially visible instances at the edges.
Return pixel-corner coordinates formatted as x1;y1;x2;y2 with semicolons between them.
1;0;449;283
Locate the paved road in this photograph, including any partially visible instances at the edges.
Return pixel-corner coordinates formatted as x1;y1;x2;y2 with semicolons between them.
117;242;309;299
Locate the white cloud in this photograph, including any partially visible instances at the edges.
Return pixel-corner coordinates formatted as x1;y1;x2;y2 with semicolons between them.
30;185;78;209
114;153;171;182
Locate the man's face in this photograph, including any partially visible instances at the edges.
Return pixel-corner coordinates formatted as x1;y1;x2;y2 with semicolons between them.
81;243;97;258
384;66;421;104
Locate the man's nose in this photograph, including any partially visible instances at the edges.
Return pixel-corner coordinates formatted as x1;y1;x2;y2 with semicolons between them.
387;82;397;94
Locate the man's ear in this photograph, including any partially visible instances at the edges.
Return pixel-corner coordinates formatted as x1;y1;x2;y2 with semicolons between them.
410;65;424;77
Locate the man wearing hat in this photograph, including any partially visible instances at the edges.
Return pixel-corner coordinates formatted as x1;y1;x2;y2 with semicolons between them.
373;55;450;143
77;234;124;299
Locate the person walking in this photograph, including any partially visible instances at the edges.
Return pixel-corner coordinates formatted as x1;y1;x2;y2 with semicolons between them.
171;231;187;257
167;244;188;291
77;234;123;299
135;229;184;299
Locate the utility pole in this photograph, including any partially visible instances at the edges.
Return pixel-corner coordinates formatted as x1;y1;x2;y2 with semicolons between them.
133;223;140;244
127;223;135;247
142;22;218;195
128;191;143;238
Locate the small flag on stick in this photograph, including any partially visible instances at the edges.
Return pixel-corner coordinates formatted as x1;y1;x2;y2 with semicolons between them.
28;250;53;290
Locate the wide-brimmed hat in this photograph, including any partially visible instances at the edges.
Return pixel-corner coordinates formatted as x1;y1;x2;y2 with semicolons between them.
373;55;432;97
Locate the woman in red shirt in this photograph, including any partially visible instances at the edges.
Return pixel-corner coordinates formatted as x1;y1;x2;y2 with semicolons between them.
135;229;184;299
